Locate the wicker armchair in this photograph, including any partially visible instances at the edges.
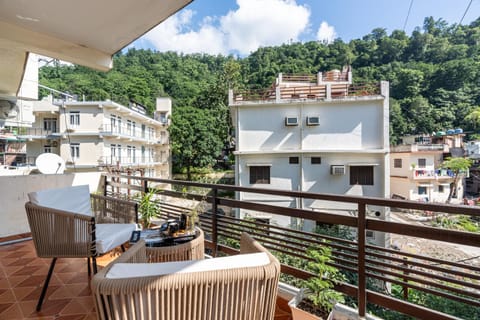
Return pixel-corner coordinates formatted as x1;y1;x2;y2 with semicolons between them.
25;185;138;311
92;232;280;320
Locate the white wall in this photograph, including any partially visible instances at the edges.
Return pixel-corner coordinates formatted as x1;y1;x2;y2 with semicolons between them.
0;172;102;237
237;99;386;152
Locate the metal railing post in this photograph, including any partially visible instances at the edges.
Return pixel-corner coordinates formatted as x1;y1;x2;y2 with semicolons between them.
212;188;218;257
358;202;367;317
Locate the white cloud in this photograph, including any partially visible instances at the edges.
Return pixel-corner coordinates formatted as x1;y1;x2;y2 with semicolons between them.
221;0;310;55
139;0;311;55
142;10;227;55
316;21;337;44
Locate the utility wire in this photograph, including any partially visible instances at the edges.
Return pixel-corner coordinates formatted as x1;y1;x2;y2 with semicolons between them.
403;0;414;32
459;0;473;26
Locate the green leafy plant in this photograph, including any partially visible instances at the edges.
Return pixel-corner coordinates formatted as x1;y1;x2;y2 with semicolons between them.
304;244;345;313
137;189;161;229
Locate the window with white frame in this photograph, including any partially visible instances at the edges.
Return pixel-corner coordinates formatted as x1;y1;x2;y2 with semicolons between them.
110;144;116;164
132;146;136;163
43;118;57;132
69;111;80;127
132;122;136;137
117;117;122;134
127;120;132;136
110;115;116;132
44;145;52;153
160;151;167;163
117;144;122;163
127;146;132;163
70;143;80;160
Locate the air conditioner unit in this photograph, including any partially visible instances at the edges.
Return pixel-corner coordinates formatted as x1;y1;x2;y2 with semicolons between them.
306;116;320;126
285;117;298;126
331;165;346;175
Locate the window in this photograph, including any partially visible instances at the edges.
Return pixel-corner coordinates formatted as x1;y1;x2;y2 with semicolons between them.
289;157;299;164
438;185;444;193
127;120;132;135
127;146;132;163
311;157;321;164
394;158;402;168
44;146;52;153
249;166;270;184
117;117;122;134
418;158;426;168
132;146;136;163
110;115;116;132
418;186;427;195
110;144;116;163
43;118;57;132
117;144;122;163
350;166;374;185
70;143;80;160
132;122;136;137
69;111;80;127
158;112;167;124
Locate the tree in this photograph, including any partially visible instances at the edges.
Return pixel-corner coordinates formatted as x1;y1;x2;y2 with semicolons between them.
441;157;472;203
169;106;224;180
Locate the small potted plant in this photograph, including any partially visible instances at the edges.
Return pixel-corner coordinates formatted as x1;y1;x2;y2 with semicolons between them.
137;188;161;229
289;244;345;319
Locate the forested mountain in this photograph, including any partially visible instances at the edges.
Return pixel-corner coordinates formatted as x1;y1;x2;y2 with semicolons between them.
40;17;480;160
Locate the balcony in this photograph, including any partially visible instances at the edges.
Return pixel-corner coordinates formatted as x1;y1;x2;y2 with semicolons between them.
0;174;479;319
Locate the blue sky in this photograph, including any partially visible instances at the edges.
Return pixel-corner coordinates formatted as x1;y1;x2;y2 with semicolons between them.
131;0;479;56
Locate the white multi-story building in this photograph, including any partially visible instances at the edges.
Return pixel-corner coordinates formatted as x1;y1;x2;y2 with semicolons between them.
391;131;465;203
229;71;390;245
21;95;171;178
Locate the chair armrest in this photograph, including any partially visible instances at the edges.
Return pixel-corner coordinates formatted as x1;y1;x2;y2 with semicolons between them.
25;202;95;258
90;194;138;224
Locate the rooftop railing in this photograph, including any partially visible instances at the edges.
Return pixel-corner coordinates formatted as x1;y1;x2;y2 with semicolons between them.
231;82;382;103
103;173;480;320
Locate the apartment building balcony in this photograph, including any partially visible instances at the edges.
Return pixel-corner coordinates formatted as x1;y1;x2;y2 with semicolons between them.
1;174;477;319
413;169;455;180
99;124;163;143
98;156;169;167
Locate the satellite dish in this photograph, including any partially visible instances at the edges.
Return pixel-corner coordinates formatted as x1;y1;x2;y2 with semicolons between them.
35;153;66;174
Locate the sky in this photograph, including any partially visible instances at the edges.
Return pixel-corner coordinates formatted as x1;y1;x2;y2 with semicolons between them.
130;0;479;56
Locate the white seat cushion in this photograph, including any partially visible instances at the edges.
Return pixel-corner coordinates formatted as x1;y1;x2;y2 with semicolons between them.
106;252;270;279
28;185;92;216
96;223;137;254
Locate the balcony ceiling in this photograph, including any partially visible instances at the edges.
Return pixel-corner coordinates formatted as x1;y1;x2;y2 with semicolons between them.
0;0;193;98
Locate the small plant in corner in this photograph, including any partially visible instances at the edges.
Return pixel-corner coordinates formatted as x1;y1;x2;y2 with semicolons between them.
301;244;345;318
137;188;161;229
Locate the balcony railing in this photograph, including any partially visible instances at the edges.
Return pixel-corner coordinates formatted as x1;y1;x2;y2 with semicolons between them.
102;173;480;320
98;156;168;166
231;82;382;103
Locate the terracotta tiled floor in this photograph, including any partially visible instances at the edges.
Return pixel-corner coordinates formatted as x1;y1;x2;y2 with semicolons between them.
0;239;292;320
0;239;115;320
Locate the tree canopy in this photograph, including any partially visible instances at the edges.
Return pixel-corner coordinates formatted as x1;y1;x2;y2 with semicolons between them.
39;16;480;170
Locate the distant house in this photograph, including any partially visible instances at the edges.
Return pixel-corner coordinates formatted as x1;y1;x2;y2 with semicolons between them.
390;131;465;203
20;95;172;178
229;69;390;247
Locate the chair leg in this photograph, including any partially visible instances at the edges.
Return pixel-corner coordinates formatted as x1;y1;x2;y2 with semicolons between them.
87;257;91;276
36;257;57;311
92;257;98;274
